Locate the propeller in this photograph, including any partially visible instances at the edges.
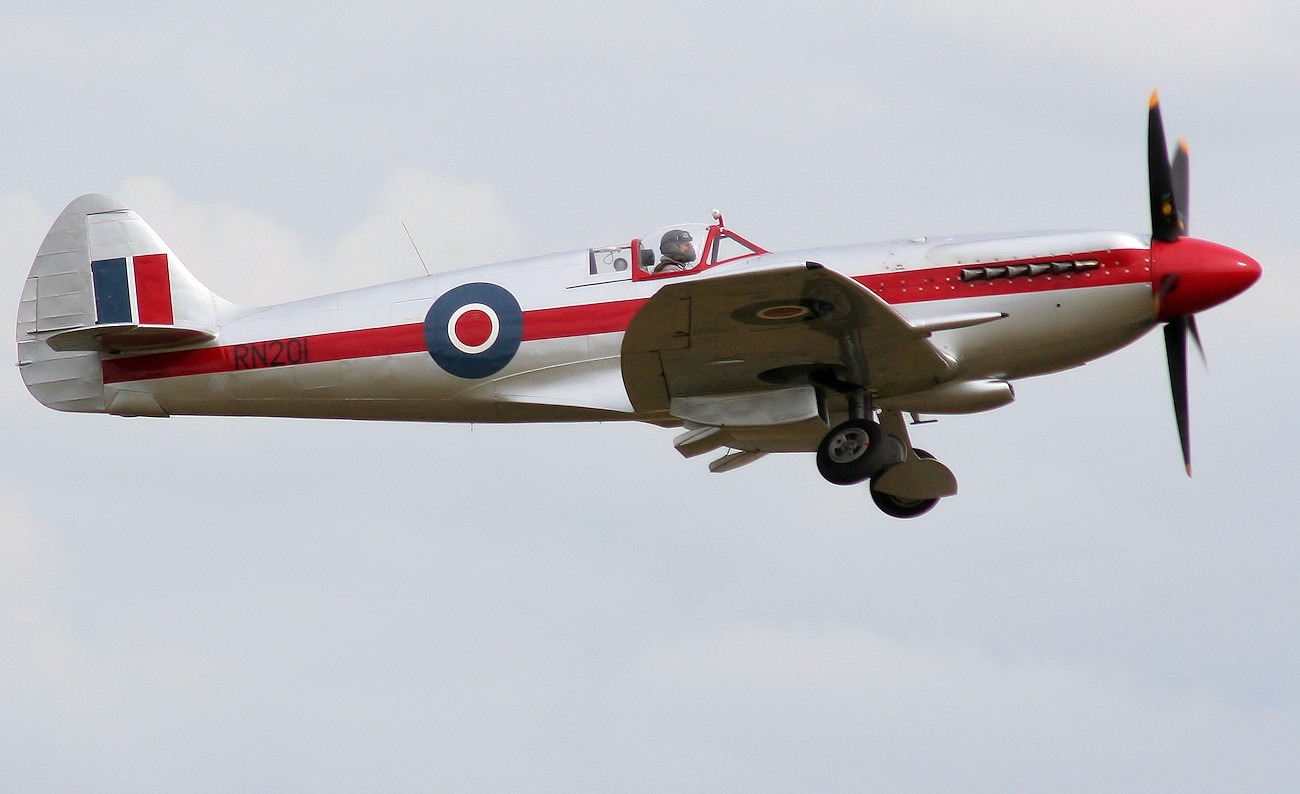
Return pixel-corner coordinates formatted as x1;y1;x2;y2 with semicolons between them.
1148;91;1198;475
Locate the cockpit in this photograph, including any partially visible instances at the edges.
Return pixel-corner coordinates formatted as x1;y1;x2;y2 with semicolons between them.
586;211;768;282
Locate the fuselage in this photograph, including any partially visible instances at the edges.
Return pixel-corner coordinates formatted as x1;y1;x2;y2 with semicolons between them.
93;228;1159;423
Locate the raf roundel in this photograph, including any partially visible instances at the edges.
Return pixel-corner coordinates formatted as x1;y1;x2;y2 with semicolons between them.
731;298;833;326
424;282;523;379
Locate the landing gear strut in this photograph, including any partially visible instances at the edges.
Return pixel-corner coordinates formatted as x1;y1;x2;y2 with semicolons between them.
813;329;891;486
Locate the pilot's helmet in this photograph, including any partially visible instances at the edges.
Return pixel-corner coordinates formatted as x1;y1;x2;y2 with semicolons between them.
659;229;697;264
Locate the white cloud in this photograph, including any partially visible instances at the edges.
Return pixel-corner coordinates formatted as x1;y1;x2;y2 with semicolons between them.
331;169;521;280
4;172;515;402
115;171;518;306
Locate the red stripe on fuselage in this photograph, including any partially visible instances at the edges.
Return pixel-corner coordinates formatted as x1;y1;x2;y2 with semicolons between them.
99;299;646;385
856;248;1150;303
100;251;1151;385
521;297;644;340
102;324;427;384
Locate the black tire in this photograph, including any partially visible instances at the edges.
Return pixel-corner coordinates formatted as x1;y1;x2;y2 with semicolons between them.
869;482;939;519
868;447;939;519
816;418;884;485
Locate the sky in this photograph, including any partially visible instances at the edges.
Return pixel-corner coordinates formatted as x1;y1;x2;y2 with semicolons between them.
3;1;1299;790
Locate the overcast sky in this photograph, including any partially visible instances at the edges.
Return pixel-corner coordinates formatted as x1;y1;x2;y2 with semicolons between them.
3;1;1299;790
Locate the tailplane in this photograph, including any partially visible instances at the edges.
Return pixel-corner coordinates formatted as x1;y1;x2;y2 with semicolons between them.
16;194;238;413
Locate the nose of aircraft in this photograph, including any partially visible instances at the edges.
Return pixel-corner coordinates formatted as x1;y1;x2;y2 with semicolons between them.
1151;237;1262;321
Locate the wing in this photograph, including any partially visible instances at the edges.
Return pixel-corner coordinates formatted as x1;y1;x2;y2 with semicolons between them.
621;262;956;419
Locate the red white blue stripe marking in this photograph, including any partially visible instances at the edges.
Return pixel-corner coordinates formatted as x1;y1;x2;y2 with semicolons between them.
91;253;174;325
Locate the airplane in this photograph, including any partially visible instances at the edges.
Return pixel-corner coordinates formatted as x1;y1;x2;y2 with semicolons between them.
15;94;1260;518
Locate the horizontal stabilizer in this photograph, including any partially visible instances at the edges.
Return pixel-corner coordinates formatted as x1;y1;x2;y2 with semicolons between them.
47;323;216;353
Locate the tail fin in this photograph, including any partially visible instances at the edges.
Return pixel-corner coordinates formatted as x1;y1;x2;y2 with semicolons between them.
16;194;237;413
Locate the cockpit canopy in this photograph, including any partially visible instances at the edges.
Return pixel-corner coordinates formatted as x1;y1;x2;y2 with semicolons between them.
634;218;766;280
587;213;767;281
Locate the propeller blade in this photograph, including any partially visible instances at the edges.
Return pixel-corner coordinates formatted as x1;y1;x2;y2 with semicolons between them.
1148;91;1184;242
1172;138;1190;233
1164;317;1192;475
1187;314;1206;365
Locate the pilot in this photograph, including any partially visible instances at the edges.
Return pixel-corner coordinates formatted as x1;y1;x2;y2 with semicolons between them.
654;229;697;273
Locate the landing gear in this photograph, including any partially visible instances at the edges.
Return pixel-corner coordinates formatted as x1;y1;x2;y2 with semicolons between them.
816;418;886;485
869;448;940;519
816;407;959;518
809;327;955;512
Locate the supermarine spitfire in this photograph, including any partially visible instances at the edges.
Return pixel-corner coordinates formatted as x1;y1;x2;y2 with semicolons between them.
16;95;1260;517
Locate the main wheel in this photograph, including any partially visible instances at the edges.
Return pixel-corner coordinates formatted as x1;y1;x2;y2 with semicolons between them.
816;418;884;485
869;483;939;518
869;448;939;518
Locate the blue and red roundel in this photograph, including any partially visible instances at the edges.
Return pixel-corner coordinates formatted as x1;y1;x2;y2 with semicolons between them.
424;282;523;379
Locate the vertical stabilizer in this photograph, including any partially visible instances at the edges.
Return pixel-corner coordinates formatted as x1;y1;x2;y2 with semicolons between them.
16;194;238;413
